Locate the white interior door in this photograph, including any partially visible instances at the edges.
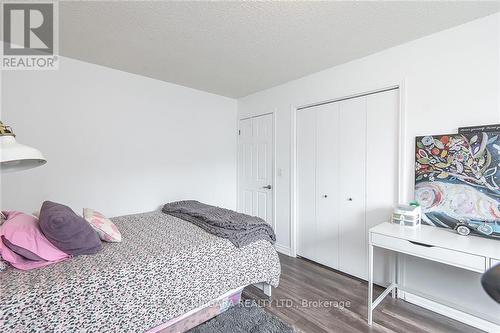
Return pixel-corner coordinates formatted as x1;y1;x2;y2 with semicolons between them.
296;108;317;260
238;114;273;224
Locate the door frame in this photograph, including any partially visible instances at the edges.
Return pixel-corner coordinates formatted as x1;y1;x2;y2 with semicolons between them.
237;111;276;231
290;81;408;258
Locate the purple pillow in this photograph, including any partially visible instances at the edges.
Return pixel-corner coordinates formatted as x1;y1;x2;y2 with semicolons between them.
38;201;102;256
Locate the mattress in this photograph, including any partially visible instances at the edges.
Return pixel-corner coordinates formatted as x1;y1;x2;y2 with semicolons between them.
0;211;281;332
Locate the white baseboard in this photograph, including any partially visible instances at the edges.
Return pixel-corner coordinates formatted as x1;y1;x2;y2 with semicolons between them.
274;244;291;256
402;291;500;333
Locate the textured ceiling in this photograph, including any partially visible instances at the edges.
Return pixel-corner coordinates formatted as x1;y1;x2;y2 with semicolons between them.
58;1;500;98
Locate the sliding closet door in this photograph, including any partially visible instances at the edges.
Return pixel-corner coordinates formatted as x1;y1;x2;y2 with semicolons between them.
315;103;340;268
296;108;317;261
338;97;367;279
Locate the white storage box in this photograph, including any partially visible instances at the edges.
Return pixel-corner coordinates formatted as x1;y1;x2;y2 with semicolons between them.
392;204;421;227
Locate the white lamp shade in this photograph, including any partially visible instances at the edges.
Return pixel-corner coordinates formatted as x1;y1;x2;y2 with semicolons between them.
0;136;46;173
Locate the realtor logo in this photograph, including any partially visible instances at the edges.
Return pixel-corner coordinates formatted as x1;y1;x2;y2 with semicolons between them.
1;2;58;70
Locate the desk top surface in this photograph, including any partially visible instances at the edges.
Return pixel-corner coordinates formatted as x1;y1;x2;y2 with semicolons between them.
370;222;500;259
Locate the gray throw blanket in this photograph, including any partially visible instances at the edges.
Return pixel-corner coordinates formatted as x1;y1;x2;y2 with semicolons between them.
162;200;276;248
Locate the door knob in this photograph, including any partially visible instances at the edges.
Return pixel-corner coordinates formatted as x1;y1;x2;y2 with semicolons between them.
323;195;328;198
263;185;272;189
348;197;353;201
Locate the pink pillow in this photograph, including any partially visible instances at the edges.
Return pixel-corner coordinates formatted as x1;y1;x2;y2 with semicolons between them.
83;208;122;242
1;211;69;270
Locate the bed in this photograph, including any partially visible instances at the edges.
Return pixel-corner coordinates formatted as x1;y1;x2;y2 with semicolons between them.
0;210;281;332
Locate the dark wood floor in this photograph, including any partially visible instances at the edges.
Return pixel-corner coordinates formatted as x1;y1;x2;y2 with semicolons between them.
243;254;483;333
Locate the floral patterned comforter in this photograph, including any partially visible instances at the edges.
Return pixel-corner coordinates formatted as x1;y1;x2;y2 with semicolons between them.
0;211;281;333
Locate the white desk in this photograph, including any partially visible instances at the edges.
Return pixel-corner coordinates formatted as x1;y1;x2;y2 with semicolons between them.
368;222;500;326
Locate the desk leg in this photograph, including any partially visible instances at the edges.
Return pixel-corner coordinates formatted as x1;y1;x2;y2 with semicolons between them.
368;243;374;325
392;252;398;298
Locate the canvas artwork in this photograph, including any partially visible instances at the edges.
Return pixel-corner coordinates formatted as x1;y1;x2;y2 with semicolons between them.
414;130;500;239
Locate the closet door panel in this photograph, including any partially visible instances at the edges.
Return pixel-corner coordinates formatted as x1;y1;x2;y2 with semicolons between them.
315;103;340;269
296;108;317;261
338;97;367;279
366;89;399;285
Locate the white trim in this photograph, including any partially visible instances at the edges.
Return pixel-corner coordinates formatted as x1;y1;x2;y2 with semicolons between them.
403;291;500;332
289;104;298;257
289;82;406;259
395;79;408;298
274;243;291;256
235;111;241;212
272;109;277;233
297;86;398;111
397;79;408;204
239;112;273;121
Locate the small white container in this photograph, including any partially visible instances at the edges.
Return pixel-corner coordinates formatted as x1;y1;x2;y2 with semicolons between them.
392;204;421;227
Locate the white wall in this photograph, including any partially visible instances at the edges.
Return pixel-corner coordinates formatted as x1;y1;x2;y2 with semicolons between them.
1;57;237;217
238;13;500;328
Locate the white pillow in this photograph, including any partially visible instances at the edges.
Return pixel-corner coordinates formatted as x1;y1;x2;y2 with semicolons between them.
83;208;122;242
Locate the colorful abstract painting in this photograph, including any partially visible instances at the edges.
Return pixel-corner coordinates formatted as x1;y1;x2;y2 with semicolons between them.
414;131;500;239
